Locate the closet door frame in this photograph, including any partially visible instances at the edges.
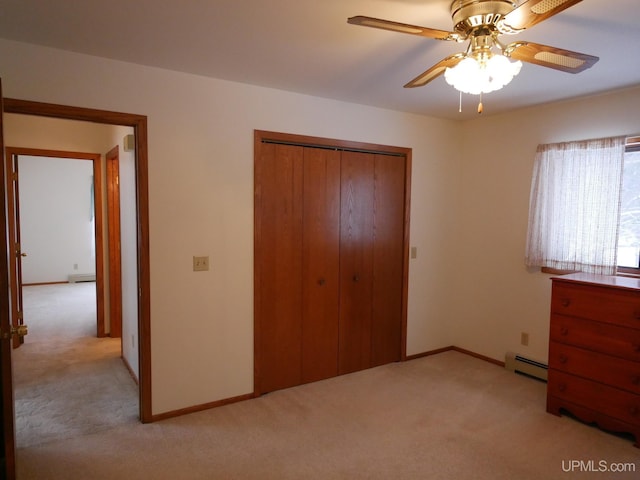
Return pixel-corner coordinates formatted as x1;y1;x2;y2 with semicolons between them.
253;130;412;395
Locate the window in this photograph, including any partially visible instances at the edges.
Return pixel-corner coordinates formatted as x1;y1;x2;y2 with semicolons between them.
525;136;627;275
618;138;640;273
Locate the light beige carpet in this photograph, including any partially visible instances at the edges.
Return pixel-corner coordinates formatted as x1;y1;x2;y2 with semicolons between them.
16;348;640;479
13;282;139;449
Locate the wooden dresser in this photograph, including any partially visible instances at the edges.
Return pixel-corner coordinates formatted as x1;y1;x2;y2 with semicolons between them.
548;273;640;447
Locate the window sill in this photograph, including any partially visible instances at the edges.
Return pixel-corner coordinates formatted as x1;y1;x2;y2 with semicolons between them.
540;267;640;278
541;267;578;275
616;268;640;279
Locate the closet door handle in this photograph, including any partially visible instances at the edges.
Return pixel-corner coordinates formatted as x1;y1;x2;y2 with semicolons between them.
353;275;360;282
317;278;326;286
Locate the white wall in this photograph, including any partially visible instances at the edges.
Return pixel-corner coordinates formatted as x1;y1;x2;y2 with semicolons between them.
5;114;116;152
454;86;640;363
114;134;139;379
0;38;462;415
18;155;95;283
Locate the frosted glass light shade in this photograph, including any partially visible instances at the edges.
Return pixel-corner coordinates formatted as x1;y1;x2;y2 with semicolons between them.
444;54;522;95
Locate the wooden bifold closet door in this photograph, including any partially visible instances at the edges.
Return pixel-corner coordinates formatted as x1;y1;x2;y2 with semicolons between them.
254;131;410;395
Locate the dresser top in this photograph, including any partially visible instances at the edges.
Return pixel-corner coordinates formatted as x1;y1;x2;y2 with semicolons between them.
551;272;640;292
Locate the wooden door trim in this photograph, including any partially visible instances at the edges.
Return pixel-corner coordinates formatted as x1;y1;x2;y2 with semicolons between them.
254;130;412;395
3;98;152;423
256;130;411;157
5;152;21;349
106;146;122;339
0;85;16;480
4;147;106;337
400;150;412;362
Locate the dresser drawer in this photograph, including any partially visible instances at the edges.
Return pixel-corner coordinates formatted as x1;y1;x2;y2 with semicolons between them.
548;370;640;426
550;314;640;362
551;282;640;330
549;341;640;394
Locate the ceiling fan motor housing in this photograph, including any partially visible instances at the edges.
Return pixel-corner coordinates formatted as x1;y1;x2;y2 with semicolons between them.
450;0;516;34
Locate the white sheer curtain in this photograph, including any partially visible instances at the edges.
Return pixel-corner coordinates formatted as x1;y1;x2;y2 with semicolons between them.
525;136;626;275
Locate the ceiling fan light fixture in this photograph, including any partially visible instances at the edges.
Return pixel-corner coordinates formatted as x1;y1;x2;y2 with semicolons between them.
444;53;522;95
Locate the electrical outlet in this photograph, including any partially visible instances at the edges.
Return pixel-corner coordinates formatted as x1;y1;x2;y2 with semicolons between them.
521;332;529;346
193;256;209;272
410;247;417;259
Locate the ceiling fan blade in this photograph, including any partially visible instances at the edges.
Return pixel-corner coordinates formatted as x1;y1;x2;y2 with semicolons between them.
348;16;461;41
500;0;583;32
506;41;598;73
404;53;466;88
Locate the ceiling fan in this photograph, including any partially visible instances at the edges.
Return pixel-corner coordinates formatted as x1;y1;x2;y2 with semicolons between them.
348;0;598;110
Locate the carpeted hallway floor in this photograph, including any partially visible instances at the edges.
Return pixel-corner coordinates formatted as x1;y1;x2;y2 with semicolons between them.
13;282;139;449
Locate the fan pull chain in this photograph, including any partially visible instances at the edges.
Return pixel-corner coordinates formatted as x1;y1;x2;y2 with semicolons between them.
459;91;462;113
478;92;483;114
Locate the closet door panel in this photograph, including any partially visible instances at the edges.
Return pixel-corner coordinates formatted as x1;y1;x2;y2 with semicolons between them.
339;151;375;375
371;154;405;367
255;130;410;394
257;143;304;393
302;148;341;383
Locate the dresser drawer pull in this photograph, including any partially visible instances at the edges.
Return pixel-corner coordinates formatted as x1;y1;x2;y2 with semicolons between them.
560;299;571;308
559;354;568;364
558;384;566;392
560;327;569;336
635;311;640;320
634;344;640;353
630;406;639;416
632;376;640;386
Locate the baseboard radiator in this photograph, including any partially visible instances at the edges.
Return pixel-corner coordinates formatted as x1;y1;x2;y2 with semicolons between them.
68;273;96;283
505;352;548;382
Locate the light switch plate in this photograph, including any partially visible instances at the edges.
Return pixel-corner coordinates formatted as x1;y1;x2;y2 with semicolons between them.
193;256;209;271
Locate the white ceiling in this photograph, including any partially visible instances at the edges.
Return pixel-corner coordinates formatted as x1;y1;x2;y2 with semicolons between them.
0;0;638;120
